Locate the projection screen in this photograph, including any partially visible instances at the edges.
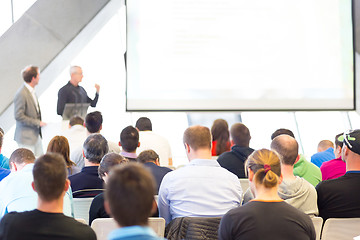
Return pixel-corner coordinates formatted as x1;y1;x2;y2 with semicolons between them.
126;0;354;111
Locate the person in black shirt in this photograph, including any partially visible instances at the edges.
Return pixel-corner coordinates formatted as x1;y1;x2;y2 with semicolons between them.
57;66;100;116
218;149;315;240
316;129;360;221
0;153;96;240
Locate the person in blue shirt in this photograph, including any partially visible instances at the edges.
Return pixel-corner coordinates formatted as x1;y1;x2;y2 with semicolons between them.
311;140;335;168
0;128;9;170
0;168;10;182
105;163;164;240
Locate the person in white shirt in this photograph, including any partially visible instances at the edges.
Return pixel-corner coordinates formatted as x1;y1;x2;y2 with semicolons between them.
63;116;87;153
158;125;242;225
136;117;172;166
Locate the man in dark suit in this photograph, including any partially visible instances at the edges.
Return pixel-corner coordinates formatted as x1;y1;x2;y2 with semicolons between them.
14;66;46;156
137;149;172;194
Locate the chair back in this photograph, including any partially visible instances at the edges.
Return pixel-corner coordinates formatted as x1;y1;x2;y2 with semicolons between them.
239;178;249;192
73;198;94;224
76;218;87;225
91;217;166;240
311;216;323;240
321;218;360;240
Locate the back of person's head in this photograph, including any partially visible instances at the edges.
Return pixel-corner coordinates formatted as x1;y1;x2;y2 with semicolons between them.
69;116;84;127
105;163;155;227
211;119;230;155
270;135;298;166
9;148;35;166
33;153;67;202
0;127;4;149
183;125;212;151
335;133;344;148
85;111;103;133
271;128;295;140
317;140;334;152
230;123;251;147
69;65;81;76
47;136;73;168
245;149;281;188
98;153;128;179
135;117;152;131
83;134;109;164
21;65;39;83
137;150;159;164
120;126;139;152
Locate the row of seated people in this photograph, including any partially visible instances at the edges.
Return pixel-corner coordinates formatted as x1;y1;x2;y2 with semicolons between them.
0;120;360;239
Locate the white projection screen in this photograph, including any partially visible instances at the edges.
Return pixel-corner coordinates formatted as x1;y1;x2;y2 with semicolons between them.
126;0;354;111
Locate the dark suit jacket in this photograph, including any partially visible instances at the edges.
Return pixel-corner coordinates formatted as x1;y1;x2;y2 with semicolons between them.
14;85;41;145
144;162;172;194
69;166;104;198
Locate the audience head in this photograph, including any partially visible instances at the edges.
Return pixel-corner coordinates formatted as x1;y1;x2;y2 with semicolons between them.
339;130;360;161
334;132;344;158
69;116;84;127
183;125;212;151
230;123;251;147
271;128;295;140
137;150;160;165
135;117;152;131
245;149;281;189
120;126;139;153
0;127;4;149
270;135;298;166
69;66;83;86
105;163;155;227
317;140;334;152
32;153;68;202
21;65;39;84
83;134;109;164
98;153;128;182
47;136;73;168
9;148;35;172
211;119;230;155
85;111;103;133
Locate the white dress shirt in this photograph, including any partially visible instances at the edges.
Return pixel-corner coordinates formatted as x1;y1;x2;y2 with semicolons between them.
24;83;39;112
158;158;242;224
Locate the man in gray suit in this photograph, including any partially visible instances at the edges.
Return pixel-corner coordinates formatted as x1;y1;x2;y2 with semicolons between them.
14;66;46;156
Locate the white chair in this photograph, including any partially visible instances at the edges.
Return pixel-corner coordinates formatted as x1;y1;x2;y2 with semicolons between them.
310;216;323;240
73;198;94;224
76;218;87;225
239;178;249;192
91;217;165;240
321;218;360;240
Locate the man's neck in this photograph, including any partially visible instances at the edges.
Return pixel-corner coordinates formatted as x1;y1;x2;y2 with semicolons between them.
85;160;100;167
281;164;296;180
37;198;64;213
69;79;78;87
188;149;212;161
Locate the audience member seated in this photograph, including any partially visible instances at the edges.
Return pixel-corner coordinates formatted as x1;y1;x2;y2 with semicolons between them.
89;153;128;225
0;167;10;182
158;125;242;225
271;128;322;187
104;163;163;240
69;134;108;198
0;153;96;240
63;115;87;153
270;135;318;215
217;123;254;178
137;149;172;194
120;126;140;162
311;140;335;167
47;136;80;176
71;111;120;169
211;119;231;156
136;117;173;166
0;148;73;218
320;133;346;180
218;149;316;240
316;130;360;221
0;128;9;169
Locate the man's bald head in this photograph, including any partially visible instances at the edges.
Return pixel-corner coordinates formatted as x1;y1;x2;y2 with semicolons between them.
270;135;299;166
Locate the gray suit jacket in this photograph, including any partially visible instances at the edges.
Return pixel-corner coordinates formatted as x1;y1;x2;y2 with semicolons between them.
14;85;41;145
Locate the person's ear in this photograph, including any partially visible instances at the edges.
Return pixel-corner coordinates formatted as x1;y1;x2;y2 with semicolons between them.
10;162;17;172
104;200;112;216
248;168;254;182
155;158;160;166
278;174;283;185
64;179;70;192
118;142;122;147
138;142;140;148
99;125;103;131
184;143;190;153
151;199;158;215
82;150;85;158
31;182;36;192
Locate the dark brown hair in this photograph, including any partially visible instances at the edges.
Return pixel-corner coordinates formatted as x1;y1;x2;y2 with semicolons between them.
22;66;39;83
230;123;251;147
246;149;281;188
183;125;212;151
106;163;155;226
33;153;67;201
98;153;128;179
9;148;35;166
137;150;159;164
211;119;230;155
47;136;76;173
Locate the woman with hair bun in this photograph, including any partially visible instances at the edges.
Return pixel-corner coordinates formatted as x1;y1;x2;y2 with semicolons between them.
218;149;316;240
